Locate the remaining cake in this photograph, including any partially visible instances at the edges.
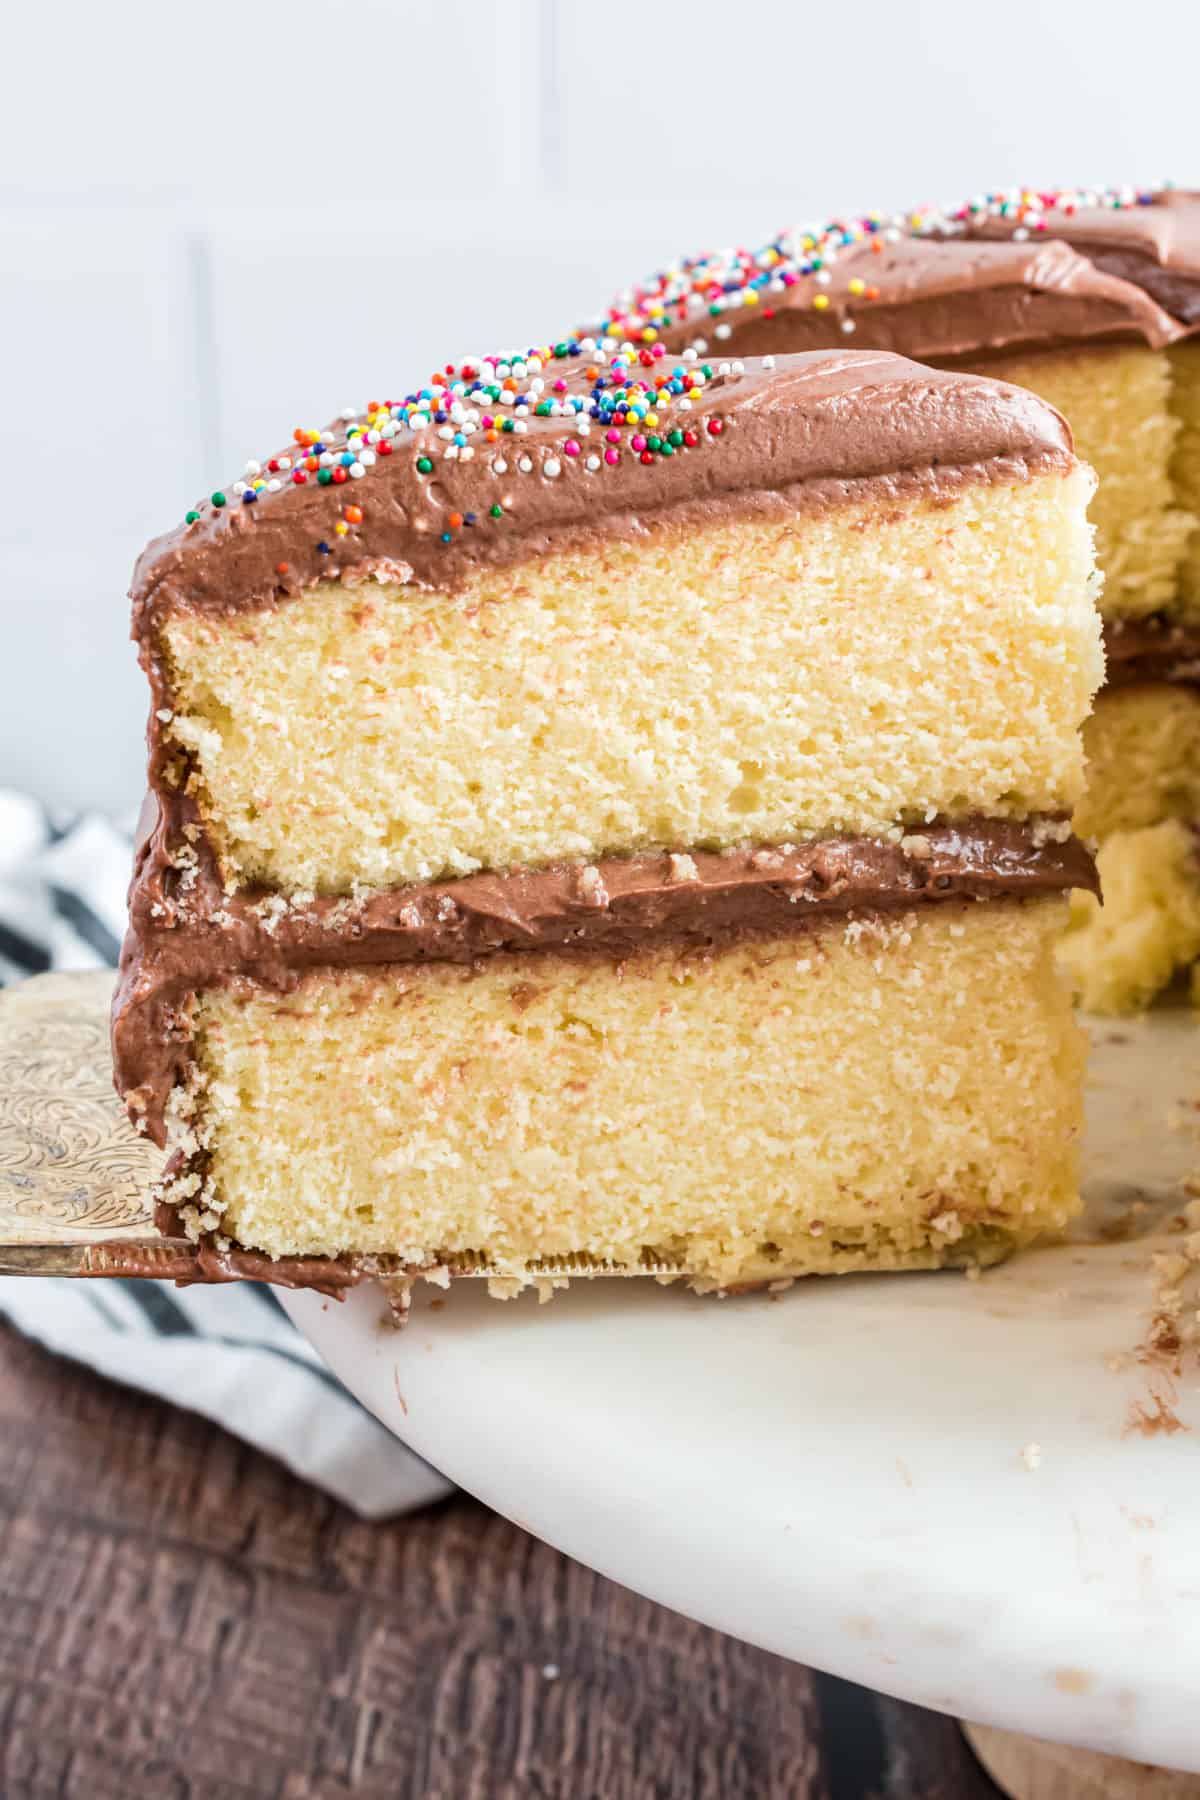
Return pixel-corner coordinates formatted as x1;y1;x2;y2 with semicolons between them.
594;186;1200;1011
113;345;1101;1295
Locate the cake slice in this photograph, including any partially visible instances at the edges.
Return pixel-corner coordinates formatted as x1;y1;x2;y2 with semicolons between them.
599;190;1200;618
114;346;1102;1295
595;187;1200;1012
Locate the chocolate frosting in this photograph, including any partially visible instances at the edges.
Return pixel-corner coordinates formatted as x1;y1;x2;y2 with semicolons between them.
131;349;1074;634
647;238;1181;366
1103;615;1200;686
597;191;1200;368
113;802;1097;1147
962;193;1200;328
145;1224;372;1299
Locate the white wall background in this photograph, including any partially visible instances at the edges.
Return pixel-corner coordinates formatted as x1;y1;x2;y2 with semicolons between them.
4;0;1199;812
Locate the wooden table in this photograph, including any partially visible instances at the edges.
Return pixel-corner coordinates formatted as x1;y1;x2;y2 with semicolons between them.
0;1320;1002;1799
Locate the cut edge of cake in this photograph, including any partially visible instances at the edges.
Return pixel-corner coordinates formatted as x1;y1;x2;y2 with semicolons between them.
114;343;1102;1297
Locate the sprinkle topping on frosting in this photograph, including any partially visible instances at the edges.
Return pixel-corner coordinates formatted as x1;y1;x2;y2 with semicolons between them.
179;337;737;552
597;185;1162;346
173;184;1176;561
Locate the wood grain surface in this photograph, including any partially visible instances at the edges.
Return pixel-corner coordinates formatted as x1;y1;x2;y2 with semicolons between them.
0;1320;1001;1799
965;1723;1200;1800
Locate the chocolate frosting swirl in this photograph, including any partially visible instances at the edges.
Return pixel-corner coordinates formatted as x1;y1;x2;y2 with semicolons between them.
962;193;1200;328
1104;615;1200;686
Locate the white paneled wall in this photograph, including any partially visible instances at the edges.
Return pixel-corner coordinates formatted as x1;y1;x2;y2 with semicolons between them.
2;210;208;807
4;0;1199;809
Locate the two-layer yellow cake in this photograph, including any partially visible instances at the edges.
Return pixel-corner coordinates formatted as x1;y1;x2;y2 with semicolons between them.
113;347;1101;1294
597;187;1200;1011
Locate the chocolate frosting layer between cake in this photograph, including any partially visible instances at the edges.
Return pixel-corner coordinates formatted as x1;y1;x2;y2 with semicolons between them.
113;802;1097;1146
1104;615;1200;685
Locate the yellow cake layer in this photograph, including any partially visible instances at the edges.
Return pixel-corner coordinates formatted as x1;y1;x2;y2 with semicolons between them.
1061;821;1200;1015
1063;681;1200;1012
1075;681;1200;842
159;472;1100;896
955;345;1191;621
163;898;1084;1288
1170;340;1200;617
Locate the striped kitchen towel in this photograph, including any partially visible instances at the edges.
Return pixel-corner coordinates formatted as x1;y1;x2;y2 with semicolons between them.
0;790;129;983
0;790;452;1517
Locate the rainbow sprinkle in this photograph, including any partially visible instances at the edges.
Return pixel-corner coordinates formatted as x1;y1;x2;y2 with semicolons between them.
183;336;739;553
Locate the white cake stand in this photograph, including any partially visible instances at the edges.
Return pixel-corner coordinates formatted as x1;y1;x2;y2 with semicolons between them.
283;1009;1200;1775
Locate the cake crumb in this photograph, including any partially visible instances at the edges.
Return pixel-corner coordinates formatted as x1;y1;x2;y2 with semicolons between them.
575;865;609;909
1152;1251;1190;1287
1031;816;1073;847
1020;1442;1042;1470
1125;1393;1188;1437
667;853;700;885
